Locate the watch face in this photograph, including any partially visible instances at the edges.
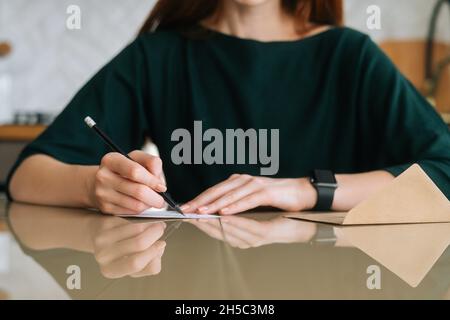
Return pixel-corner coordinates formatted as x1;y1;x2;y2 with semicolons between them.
313;170;337;187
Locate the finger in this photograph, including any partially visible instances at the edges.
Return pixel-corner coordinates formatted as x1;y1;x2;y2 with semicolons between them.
98;203;139;216
222;234;252;249
220;221;264;247
199;179;260;214
101;189;152;214
190;220;251;248
206;219;260;247
95;216;130;232
129;151;164;178
189;220;226;241
96;223;166;265
101;153;166;192
130;254;163;278
182;174;251;213
94;221;165;249
100;241;166;279
220;216;269;237
104;169;165;208
219;191;267;215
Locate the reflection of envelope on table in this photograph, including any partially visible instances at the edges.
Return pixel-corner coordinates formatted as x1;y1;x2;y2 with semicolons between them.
285;164;450;225
338;223;450;287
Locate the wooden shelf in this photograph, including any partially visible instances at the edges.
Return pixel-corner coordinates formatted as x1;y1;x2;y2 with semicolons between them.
442;113;450;125
0;125;46;142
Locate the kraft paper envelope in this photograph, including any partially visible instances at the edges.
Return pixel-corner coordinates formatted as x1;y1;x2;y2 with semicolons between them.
285;164;450;225
337;223;450;287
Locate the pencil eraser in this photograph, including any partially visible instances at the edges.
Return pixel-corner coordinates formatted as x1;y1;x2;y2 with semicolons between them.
84;116;96;128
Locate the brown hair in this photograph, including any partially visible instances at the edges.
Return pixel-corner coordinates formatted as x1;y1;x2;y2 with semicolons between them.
138;0;343;35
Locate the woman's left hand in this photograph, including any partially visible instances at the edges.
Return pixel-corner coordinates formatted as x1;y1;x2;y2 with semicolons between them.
190;216;317;248
181;174;317;215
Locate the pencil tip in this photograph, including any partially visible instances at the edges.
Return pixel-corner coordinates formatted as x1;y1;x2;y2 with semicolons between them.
174;205;185;215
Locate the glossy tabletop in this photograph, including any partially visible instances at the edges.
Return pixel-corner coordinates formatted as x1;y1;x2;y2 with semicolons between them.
0;199;449;300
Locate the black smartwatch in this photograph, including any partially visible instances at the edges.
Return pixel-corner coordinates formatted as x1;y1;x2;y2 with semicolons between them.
310;170;338;211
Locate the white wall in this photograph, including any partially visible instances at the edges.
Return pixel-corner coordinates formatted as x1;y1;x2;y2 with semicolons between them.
345;0;450;42
0;0;449;117
0;0;155;119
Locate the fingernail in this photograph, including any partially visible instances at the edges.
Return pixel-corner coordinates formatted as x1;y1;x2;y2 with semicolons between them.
220;207;229;214
156;184;167;192
198;206;208;213
180;204;190;211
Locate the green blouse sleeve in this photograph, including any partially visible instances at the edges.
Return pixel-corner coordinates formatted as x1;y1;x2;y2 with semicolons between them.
6;36;150;198
357;36;450;198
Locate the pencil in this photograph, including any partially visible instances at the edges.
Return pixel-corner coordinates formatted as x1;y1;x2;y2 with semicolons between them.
84;116;184;215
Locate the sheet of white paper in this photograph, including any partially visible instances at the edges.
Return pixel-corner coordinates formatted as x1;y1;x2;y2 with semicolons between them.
120;210;219;219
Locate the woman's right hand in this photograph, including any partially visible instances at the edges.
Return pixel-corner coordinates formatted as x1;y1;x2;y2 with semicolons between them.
90;217;167;278
89;150;168;215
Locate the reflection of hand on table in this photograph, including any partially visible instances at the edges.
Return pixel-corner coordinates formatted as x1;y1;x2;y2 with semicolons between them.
89;217;167;279
8;203;168;279
190;215;317;249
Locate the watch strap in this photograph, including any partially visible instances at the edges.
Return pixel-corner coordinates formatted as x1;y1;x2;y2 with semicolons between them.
310;170;337;211
312;185;335;211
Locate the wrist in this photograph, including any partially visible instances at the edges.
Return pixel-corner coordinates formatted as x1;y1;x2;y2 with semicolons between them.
298;177;317;211
77;165;98;208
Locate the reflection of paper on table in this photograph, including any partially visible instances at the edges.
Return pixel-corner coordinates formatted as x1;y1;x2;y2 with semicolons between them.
120;210;219;219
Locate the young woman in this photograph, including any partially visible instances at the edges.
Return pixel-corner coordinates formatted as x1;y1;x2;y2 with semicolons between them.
8;0;450;215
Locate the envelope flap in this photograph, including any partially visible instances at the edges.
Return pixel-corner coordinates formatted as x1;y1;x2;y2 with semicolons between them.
343;164;450;225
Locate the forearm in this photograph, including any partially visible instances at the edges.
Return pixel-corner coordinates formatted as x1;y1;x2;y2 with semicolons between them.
300;170;395;212
333;170;394;211
9;203;95;252
9;154;97;208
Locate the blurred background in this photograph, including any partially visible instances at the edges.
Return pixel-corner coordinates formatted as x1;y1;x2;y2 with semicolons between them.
0;0;449;299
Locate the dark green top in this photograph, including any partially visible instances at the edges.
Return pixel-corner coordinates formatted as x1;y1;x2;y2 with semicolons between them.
7;27;450;202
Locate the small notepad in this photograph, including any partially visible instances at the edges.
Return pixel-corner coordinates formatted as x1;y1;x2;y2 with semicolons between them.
120;209;219;219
